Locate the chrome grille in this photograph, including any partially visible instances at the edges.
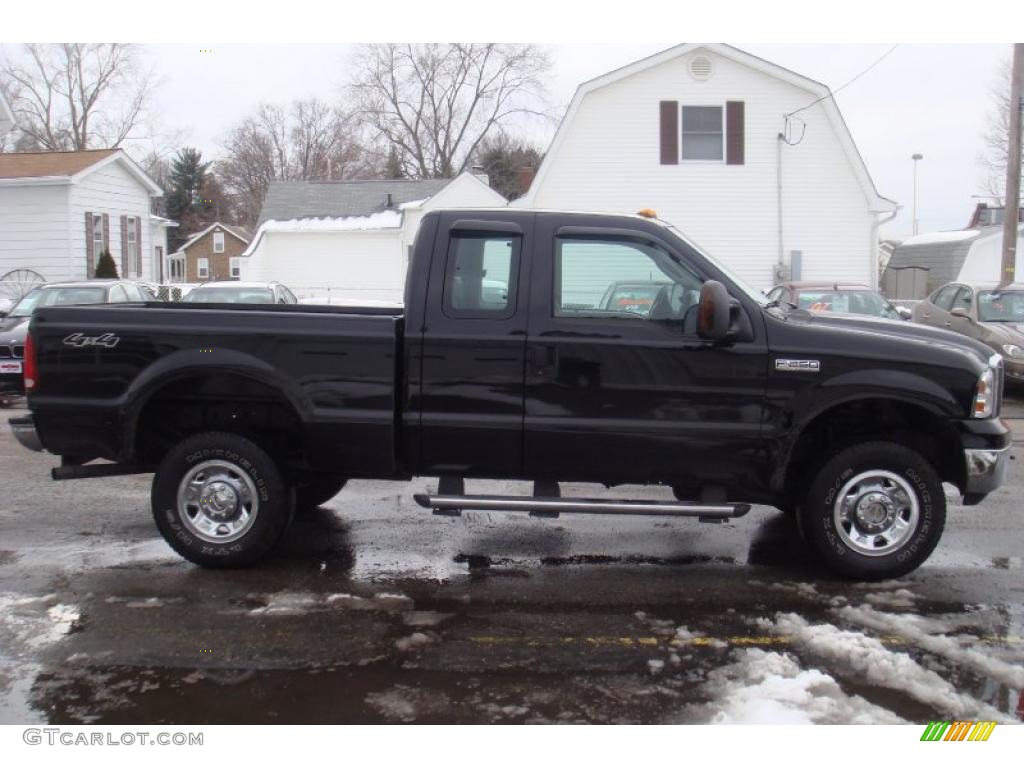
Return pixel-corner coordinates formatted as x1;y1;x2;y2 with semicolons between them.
0;344;23;360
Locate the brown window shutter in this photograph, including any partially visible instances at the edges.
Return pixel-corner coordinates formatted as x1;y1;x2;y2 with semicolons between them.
659;101;679;165
726;101;745;165
101;214;110;254
85;211;95;278
120;215;129;274
136;217;143;277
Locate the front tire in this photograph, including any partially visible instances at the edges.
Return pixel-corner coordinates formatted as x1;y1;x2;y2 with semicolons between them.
799;441;945;580
151;431;294;568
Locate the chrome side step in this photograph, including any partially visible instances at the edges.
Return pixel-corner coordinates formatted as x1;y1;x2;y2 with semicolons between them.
413;493;750;521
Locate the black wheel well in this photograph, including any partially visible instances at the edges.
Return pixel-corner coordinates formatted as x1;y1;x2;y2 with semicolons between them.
784;398;964;503
133;373;306;472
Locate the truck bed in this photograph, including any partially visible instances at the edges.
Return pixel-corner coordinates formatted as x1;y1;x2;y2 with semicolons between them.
28;302;404;476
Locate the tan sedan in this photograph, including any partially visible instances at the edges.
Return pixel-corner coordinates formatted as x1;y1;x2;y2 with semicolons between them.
912;281;1024;384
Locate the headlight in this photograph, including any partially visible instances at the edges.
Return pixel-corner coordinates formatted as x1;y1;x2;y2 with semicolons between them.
1002;344;1024;359
972;367;995;418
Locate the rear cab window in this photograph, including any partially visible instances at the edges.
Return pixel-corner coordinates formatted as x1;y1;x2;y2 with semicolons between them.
443;231;520;319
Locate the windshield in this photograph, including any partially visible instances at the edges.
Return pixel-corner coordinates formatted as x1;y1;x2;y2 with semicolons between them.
977;290;1024;322
796;289;899;319
183;287;275;304
663;224;768;306
8;286;108;316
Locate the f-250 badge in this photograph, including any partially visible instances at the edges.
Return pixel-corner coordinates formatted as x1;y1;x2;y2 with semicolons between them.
63;332;121;349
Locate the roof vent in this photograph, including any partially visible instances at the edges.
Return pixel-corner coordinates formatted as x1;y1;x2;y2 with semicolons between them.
688;54;713;81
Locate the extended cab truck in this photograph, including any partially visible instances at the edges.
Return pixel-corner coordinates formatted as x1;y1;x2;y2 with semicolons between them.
9;210;1012;579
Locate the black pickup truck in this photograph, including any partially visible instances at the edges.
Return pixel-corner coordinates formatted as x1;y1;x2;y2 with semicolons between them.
9;209;1012;579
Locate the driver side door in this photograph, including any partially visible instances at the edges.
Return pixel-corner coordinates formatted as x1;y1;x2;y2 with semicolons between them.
523;219;769;492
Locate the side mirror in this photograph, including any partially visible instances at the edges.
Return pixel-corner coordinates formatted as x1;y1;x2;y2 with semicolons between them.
896;305;912;320
0;311;6;319
697;280;732;341
951;307;971;320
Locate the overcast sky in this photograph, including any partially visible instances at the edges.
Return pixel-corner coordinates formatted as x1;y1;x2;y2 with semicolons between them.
139;43;1008;239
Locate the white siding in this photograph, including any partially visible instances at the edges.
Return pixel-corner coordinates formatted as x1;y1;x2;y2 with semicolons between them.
524;49;878;290
243;230;406;304
69;161;154;281
0;183;72;282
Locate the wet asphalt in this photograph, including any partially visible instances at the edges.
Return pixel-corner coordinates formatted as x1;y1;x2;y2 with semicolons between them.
1;401;1022;725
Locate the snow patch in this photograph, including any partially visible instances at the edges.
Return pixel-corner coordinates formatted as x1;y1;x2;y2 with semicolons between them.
770;613;1006;720
702;649;905;724
838;605;1024;689
862;589;917;609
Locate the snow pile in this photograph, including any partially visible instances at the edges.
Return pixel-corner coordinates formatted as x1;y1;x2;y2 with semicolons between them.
770;612;1005;720
703;648;904;724
838;604;1024;689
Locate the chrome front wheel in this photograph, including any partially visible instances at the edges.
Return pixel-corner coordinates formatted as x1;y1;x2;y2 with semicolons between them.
832;470;919;557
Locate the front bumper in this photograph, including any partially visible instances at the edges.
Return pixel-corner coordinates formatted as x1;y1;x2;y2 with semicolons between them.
964;446;1011;497
9;415;44;452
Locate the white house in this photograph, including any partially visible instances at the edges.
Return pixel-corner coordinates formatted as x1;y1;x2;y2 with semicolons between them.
242;171;506;303
0;148;166;284
514;43;897;290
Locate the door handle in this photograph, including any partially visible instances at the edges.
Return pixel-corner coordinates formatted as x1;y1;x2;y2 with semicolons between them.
531;345;556;372
944;321;952;327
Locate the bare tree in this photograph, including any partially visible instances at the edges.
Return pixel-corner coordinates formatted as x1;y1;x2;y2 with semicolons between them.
348;43;552;179
0;43;155;151
218;99;374;227
980;58;1024;203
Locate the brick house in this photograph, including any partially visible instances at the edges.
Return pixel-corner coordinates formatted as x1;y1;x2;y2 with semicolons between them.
167;222;250;283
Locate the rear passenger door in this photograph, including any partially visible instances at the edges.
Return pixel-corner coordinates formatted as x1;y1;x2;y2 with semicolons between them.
415;214;530;478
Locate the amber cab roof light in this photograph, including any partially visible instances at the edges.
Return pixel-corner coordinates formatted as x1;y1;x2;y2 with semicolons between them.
636;208;658;219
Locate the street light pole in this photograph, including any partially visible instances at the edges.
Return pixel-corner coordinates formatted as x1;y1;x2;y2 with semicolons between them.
911;153;924;236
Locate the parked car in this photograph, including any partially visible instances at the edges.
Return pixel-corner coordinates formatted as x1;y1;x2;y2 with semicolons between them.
182;281;297;305
10;210;1009;580
1;280;154;399
913;281;1024;385
766;281;910;320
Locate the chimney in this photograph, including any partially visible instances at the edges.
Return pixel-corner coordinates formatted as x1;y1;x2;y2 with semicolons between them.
470;164;489;186
516;164;536;198
384;192;393;208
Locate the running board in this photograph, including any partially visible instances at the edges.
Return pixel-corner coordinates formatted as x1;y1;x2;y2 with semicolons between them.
413;493;750;522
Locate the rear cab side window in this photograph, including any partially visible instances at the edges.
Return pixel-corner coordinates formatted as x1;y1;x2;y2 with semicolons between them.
442;231;521;319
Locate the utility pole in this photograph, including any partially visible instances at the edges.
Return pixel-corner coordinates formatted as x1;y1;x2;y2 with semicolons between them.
1000;43;1024;286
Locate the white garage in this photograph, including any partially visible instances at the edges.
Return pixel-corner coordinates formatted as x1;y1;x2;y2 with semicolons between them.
241;171;506;304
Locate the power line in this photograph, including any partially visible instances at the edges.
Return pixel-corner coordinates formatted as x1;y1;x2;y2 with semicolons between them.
786;44;900;118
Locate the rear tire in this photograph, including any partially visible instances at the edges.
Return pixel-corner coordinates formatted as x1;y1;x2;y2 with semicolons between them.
295;477;347;511
151;431;294;568
799;441;945;580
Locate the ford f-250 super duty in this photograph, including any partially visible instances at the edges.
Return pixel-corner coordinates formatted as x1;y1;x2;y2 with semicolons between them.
9;209;1012;579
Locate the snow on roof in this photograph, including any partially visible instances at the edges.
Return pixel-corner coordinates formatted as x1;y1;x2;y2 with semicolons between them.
243;210;403;256
899;229;981;246
259;210;402;233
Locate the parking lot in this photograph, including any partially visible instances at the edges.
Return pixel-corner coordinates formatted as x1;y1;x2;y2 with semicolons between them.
1;400;1022;725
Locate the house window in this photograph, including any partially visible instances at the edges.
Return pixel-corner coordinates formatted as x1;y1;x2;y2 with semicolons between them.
681;105;724;161
213;231;225;254
229;257;241;279
92;214;105;263
197;258;210;279
126;216;139;276
168;255;185;283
